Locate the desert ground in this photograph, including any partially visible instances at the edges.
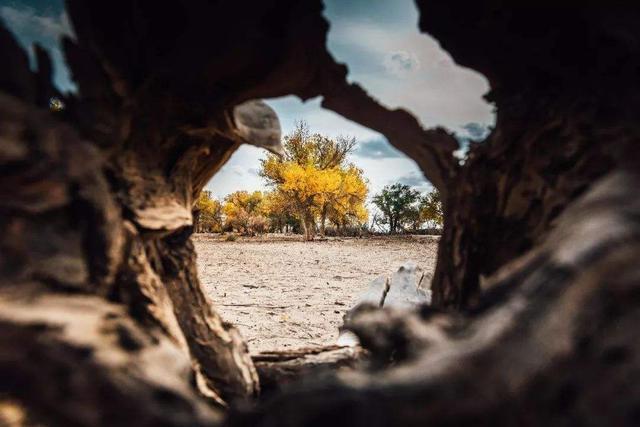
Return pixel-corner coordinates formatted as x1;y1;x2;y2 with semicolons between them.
195;234;439;353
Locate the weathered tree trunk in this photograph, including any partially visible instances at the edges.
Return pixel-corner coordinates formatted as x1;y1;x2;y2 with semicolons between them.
300;218;309;241
414;2;637;309
251;345;366;396
302;214;316;241
431;93;616;308
1;0;640;425
230;167;640;426
320;207;327;236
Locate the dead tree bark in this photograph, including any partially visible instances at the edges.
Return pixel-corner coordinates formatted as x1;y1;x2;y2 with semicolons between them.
0;90;223;425
316;2;636;310
419;3;629;308
1;0;639;425
252;346;366;396
230;168;640;426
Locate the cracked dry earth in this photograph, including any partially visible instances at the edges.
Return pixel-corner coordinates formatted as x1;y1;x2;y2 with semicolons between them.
195;234;439;353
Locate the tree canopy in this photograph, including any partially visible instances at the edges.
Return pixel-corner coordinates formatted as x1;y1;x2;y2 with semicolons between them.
372;183;421;233
223;190;268;235
419;189;443;227
260;122;368;240
195;190;223;232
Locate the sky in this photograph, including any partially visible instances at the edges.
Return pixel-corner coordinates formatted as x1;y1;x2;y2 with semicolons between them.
0;0;75;92
0;0;495;203
208;0;494;200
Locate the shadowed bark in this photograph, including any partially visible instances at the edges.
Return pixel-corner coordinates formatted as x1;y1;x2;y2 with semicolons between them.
0;1;639;426
252;346;366;396
229;169;640;426
421;2;639;308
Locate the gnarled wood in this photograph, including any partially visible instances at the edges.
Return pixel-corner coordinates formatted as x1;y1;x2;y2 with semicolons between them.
252;346;366;395
230;169;640;426
0;289;221;427
1;0;639;425
422;2;638;308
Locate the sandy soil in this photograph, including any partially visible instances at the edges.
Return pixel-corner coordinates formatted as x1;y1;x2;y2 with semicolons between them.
195;235;439;353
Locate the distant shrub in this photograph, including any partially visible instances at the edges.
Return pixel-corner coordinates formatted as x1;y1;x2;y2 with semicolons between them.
225;233;237;242
324;225;370;238
412;227;443;236
249;215;269;235
323;227;338;237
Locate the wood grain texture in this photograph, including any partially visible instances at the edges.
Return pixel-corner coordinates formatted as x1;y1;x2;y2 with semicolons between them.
1;1;639;425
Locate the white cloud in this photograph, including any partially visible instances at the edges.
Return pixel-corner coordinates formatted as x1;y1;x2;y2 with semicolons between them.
350;156;431;200
325;1;495;134
383;50;421;77
205;145;267;200
353;138;403;159
265;96;381;141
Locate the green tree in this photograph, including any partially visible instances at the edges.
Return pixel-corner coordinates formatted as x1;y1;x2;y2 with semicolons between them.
372;183;421;234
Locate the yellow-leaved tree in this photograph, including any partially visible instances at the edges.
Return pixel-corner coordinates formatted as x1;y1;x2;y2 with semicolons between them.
223;190;268;235
324;165;369;232
260;122;368;240
195;190;223;232
262;190;297;233
419;189;444;228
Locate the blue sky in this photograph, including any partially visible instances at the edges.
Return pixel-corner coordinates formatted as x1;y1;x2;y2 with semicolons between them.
0;0;495;202
0;0;75;92
207;0;494;200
